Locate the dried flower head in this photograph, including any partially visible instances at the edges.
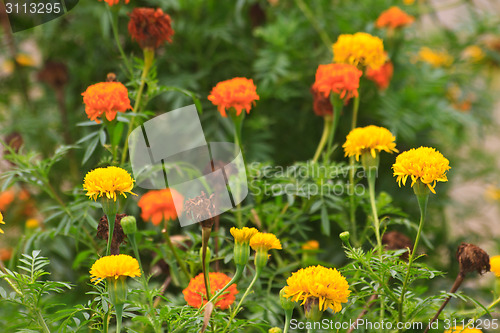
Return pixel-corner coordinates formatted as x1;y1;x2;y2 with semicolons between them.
97;214;127;255
183;272;238;310
208;77;260;117
416;47;453;67
128;8;174;49
310;85;333;117
82;82;132;123
312;63;363;102
83;166;136;201
332;32;386;70
184;191;216;227
250;232;282;251
382;231;413;260
138;189;183;225
90;254;141;284
283;265;350;313
392;147;450;194
37;61;68;89
375;7;414;29
366;60;394;90
456;243;490;275
490;255;500;277
343;125;398;161
98;0;129;7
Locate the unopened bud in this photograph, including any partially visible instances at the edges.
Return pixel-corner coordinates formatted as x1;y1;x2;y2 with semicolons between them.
279;287;295;311
339;231;350;245
121;216;137;235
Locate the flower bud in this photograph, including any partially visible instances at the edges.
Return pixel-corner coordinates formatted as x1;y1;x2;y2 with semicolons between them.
279;287;295;311
233;242;250;266
121;216;137;235
339;231;350;244
200;246;211;264
254;249;269;270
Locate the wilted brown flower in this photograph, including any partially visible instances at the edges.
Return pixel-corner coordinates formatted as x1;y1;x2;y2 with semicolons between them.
97;214;127;255
456;242;490;275
37;62;68;89
382;230;413;260
128;8;174;49
310;85;333;117
184;191;216;228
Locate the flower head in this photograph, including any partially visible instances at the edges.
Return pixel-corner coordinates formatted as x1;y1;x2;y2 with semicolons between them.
250;232;282;251
343;125;398;161
366;60;394;90
462;45;485;63
375;7;414;29
83;166;136;201
25;218;40;229
312;63;362;102
0;189;15;211
230;227;259;244
183;272;238;310
98;0;130;6
128;8;174;49
302;240;319;251
138;189;183;225
283;265;350;313
416;47;453;67
333;32;386;70
490;255;500;277
90;254;141;284
392;147;450;194
0;248;12;261
0;212;4;234
208;77;259;117
82;82;132;123
444;327;482;333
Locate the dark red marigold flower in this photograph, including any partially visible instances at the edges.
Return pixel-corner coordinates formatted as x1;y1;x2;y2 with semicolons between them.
128;8;174;49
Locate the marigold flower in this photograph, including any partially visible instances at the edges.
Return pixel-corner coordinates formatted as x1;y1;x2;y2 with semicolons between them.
183;272;238;310
416;47;453;67
138;189;183;226
490;255;500;277
312;63;362;102
392;147;450;194
462;45;485;63
486;186;500;201
98;0;129;6
0;189;15;211
343;125;398;161
444;327;482;333
366;60;394;90
0;212;4;234
208;77;260;117
375;7;414;29
128;8;174;49
302;240;319;251
250;232;282;251
82;82;132;123
25;218;40;229
83;166;136;202
90;254;141;284
332;32;386;70
230;227;259;243
283;265;350;313
0;248;12;261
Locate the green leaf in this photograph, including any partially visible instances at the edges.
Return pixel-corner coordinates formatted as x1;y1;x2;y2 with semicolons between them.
82;137;99;165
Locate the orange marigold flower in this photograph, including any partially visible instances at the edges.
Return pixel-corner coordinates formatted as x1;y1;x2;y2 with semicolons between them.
208;77;260;117
82;82;132;123
0;189;15;211
312;63;362;102
366;60;394;90
183;272;238;310
302;240;319;251
376;7;414;29
128;8;174;49
138;189;183;226
0;248;12;261
310;85;333;117
98;0;130;6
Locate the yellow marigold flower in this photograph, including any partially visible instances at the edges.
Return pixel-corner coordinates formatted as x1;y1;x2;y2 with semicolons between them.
392;147;450;194
343;125;398;161
0;212;4;234
486;186;500;201
332;32;386;70
230;227;259;243
417;47;453;67
403;0;415;4
25;218;40;229
90;254;141;284
83;166;136;201
302;240;319;251
283;265;350;313
462;45;484;63
250;232;282;251
15;54;36;67
376;6;414;29
444;327;482;333
490;255;500;277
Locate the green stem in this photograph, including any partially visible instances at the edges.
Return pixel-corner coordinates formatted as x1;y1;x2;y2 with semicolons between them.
350;95;360;131
202;226;212;301
312;115;333;163
120;48;154;165
283;309;292;333
324;94;343;163
106;6;133;76
398;190;428;328
348;95;361;245
222;268;261;333
36;309;51;333
106;214;116;256
115;303;123;333
201;265;244;311
163;223;192;281
367;171;382;255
